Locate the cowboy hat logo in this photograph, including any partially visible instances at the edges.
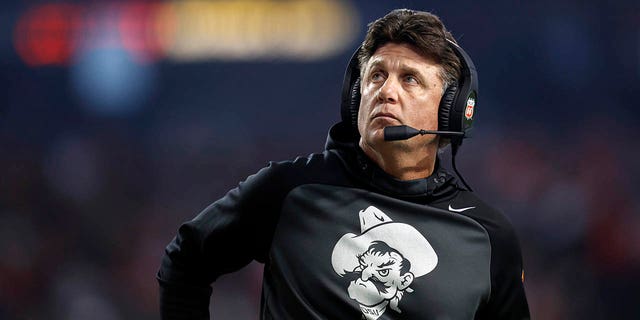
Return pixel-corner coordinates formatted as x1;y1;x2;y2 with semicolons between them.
331;206;438;320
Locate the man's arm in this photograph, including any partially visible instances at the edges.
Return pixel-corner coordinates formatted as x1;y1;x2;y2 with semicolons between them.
157;161;297;319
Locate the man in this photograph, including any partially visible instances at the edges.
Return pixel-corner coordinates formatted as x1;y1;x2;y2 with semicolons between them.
158;8;530;319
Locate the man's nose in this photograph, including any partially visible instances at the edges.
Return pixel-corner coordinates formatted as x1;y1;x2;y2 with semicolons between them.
377;77;399;104
360;268;373;280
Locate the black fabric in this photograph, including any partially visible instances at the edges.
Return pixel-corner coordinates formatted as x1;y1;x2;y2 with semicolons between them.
157;121;530;319
263;184;491;319
158;279;212;320
432;191;531;319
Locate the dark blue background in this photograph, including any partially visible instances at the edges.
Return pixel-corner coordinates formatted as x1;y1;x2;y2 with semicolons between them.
1;1;639;319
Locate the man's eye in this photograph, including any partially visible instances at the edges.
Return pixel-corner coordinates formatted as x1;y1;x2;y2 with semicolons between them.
377;269;389;277
371;72;384;82
404;75;418;84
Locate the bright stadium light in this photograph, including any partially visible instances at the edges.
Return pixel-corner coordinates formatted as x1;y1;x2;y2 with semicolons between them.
14;0;360;66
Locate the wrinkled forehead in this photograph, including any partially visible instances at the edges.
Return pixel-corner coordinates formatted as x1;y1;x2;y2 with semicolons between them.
360;43;441;76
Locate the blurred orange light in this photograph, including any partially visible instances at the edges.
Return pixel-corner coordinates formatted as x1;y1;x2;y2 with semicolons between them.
14;4;81;66
13;0;353;66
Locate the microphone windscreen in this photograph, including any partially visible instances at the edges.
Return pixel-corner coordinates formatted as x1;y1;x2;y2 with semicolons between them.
384;125;420;141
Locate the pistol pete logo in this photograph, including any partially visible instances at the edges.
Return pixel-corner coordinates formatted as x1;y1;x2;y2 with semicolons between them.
330;206;438;320
465;97;475;120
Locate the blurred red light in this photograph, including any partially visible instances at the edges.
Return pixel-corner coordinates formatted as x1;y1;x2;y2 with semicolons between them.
119;2;166;63
14;4;81;66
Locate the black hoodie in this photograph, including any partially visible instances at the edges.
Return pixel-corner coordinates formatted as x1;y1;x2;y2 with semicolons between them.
157;120;530;319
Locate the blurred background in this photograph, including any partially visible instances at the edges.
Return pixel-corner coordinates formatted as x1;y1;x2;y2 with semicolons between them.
1;0;639;319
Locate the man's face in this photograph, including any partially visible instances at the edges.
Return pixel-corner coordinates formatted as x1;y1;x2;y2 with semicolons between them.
347;250;412;306
357;42;444;152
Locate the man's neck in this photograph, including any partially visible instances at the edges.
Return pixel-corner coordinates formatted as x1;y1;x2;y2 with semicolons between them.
359;140;438;181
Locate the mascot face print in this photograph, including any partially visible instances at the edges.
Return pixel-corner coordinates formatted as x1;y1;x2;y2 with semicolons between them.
347;241;414;306
331;206;438;320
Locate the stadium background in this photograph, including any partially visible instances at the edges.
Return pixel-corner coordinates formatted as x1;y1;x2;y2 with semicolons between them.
1;0;639;319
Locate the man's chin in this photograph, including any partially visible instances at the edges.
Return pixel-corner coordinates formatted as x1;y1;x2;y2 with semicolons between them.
362;129;392;146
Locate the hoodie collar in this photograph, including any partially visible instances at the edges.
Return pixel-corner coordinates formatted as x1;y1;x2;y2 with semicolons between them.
325;122;458;199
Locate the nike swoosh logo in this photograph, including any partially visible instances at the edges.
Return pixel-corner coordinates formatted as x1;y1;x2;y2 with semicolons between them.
448;205;476;213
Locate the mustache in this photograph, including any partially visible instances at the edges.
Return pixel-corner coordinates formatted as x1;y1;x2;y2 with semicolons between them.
343;270;389;294
342;270;360;282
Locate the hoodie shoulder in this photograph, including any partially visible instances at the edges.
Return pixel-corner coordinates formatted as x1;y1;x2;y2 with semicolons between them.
263;150;349;188
449;191;530;319
449;191;521;256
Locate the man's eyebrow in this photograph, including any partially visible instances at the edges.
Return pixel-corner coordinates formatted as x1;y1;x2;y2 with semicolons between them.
366;59;424;76
367;59;384;70
378;259;397;268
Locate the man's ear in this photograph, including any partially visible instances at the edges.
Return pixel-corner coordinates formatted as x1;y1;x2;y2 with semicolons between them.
398;272;414;290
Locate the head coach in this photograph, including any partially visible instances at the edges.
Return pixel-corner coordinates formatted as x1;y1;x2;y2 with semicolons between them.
157;8;530;320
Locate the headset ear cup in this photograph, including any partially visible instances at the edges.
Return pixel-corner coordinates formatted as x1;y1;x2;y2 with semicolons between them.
349;78;361;133
438;84;457;132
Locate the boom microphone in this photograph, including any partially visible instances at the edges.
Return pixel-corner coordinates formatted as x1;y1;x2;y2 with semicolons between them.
383;124;473;191
384;125;464;141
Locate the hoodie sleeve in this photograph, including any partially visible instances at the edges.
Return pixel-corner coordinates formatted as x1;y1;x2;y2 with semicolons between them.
473;209;530;320
156;161;300;320
454;191;530;320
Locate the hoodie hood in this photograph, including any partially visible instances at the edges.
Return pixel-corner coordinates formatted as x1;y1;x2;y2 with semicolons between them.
324;121;459;200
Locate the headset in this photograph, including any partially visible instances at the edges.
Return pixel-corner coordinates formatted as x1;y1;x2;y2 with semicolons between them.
339;39;479;190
